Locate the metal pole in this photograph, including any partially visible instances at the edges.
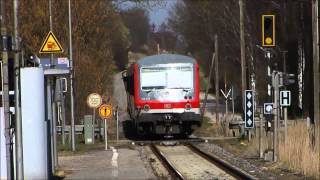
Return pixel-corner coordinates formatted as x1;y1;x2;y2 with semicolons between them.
284;107;288;145
259;113;263;158
273;72;279;162
239;0;247;111
46;78;54;175
116;107;119;143
0;0;12;178
266;50;272;147
13;0;24;178
104;120;108;150
61;94;66;145
52;100;58;169
225;73;228;115
232;86;235;116
214;35;219;122
48;0;58;173
49;0;53;65
68;0;76;152
225;100;228;115
312;3;320;176
92;108;95;144
281;51;288;144
202;52;215;118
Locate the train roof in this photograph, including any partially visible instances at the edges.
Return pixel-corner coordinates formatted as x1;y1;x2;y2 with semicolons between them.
137;54;196;66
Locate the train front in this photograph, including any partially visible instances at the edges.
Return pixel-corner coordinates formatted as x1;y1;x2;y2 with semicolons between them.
134;54;201;136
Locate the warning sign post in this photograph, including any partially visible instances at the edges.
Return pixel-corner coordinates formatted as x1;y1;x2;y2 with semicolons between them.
39;31;64;53
99;104;113;150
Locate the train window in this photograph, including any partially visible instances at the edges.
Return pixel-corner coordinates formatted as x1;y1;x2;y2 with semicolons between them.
167;66;193;89
141;67;168;90
140;64;193;91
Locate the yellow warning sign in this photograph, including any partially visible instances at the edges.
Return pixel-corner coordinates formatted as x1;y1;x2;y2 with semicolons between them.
39;31;64;53
99;104;113;119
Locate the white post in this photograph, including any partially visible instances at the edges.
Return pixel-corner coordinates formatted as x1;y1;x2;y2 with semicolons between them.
284;107;288;145
225;99;228;115
116;109;119;143
232;86;235;116
92;108;95;144
105;119;108;150
259;113;263;158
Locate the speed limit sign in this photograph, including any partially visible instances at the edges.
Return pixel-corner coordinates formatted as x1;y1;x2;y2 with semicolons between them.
87;93;102;108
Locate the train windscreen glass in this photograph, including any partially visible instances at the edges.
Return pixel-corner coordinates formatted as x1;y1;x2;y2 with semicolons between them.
140;65;193;90
140;64;194;101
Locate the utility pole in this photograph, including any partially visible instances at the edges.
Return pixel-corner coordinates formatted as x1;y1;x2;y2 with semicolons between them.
202;52;215;119
48;0;58;172
312;1;320;170
239;0;247;110
214;35;219;122
13;0;24;179
0;0;12;179
68;0;76;151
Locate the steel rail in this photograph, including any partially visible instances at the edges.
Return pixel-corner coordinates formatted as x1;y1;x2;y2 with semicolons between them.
187;143;257;180
134;137;205;145
149;144;185;180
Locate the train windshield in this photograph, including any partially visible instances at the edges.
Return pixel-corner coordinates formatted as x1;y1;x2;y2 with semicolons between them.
140;65;193;90
139;64;194;101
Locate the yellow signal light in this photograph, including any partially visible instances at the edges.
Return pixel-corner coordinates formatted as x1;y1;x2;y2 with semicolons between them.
262;15;275;47
265;37;273;45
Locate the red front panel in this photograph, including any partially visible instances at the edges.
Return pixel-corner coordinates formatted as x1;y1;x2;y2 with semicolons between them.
133;63;200;110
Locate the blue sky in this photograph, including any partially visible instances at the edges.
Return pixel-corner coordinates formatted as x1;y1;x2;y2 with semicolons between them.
120;0;177;27
148;0;177;26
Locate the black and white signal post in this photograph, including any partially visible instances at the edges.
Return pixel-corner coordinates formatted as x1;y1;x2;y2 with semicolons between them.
280;91;291;106
245;90;255;128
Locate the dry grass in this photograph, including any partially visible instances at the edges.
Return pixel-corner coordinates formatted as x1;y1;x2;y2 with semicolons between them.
278;121;319;178
247;121;319;178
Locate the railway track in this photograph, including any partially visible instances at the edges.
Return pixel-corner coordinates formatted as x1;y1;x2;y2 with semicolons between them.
150;143;256;180
133;137;205;145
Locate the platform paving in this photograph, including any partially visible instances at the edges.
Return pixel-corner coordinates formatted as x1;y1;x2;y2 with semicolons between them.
59;147;156;180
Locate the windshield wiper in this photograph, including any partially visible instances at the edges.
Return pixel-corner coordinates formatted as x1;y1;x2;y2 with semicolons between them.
170;87;191;92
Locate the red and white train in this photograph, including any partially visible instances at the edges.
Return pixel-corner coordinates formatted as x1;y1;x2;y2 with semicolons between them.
123;54;201;136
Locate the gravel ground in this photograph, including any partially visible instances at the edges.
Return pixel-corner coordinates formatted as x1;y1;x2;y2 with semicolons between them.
136;145;170;179
208;140;310;180
194;142;276;179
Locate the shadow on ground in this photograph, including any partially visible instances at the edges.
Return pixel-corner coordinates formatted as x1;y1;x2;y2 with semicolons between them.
122;119;194;142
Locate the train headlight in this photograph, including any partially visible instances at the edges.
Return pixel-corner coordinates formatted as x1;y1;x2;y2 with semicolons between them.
144;104;150;112
185;103;192;110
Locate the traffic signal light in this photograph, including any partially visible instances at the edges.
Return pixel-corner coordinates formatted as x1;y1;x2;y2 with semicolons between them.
262;15;275;47
283;73;295;85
